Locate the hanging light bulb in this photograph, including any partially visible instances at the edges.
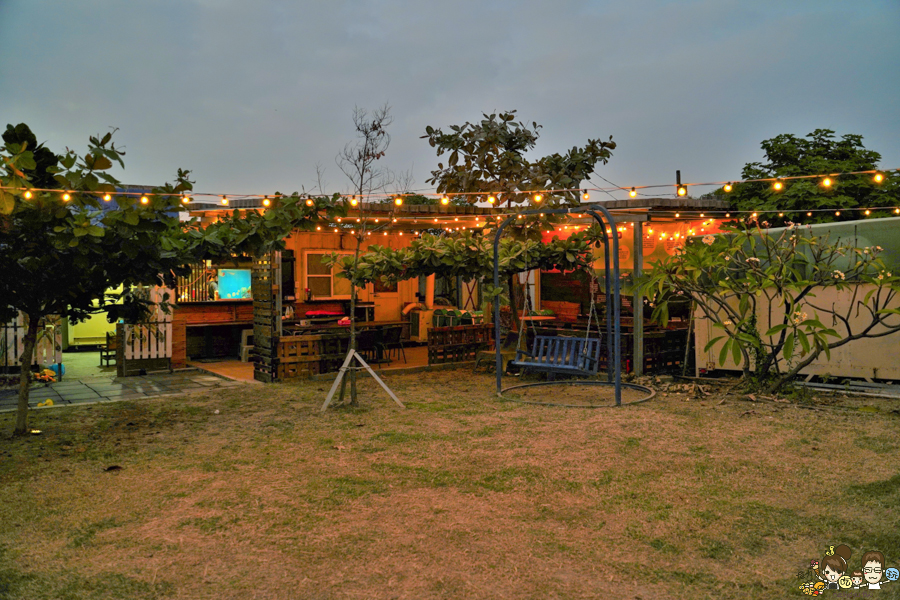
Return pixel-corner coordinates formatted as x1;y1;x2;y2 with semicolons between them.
723;183;733;192
221;196;229;206
337;217;342;222
822;177;832;187
23;190;33;199
894;208;900;214
725;213;731;218
675;213;680;218
441;196;450;205
865;209;871;216
807;212;813;217
306;198;315;206
778;212;784;217
182;195;190;204
677;185;687;197
835;211;841;217
350;196;359;207
629;188;637;198
262;196;270;207
316;225;321;231
140;196;148;204
773;181;784;191
394;196;403;206
103;193;111;202
488;195;496;204
582;191;590;201
874;173;884;183
534;193;542;203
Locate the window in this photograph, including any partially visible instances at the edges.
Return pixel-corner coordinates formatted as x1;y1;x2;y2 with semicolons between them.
304;251;353;299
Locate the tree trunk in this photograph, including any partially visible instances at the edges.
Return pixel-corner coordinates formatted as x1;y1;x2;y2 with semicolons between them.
14;315;40;436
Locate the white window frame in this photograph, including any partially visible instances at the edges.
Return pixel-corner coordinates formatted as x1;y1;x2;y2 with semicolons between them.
304;250;353;299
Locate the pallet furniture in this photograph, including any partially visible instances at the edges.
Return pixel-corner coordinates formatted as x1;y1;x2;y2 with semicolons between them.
508;335;601;379
427;324;493;366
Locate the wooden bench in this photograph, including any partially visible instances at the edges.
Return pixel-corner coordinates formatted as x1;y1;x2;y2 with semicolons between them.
508;335;601;379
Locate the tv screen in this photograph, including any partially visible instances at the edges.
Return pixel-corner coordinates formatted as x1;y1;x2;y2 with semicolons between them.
217;269;251;300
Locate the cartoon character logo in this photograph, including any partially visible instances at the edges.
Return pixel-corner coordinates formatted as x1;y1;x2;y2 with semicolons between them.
798;544;896;594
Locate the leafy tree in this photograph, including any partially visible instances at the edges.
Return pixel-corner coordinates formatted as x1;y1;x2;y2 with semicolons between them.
727;129;900;224
639;221;900;393
0;124;338;435
422;111;615;207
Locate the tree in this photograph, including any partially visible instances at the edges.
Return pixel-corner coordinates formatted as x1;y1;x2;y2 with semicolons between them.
639;221;900;393
422;111;616;207
0;124;336;435
333;105;403;406
727;129;900;224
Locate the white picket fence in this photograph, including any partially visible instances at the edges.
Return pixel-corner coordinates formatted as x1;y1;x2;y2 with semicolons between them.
1;312;63;369
122;287;173;361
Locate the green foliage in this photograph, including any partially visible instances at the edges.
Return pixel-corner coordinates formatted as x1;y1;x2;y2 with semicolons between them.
1;123;338;433
639;221;900;391
329;228;599;300
726;129;900;224
422;111;615;207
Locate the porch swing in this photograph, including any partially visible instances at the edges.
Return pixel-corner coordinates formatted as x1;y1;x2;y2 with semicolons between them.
492;204;654;408
507;245;603;379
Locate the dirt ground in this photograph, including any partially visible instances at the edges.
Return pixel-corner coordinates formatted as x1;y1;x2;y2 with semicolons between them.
1;369;899;599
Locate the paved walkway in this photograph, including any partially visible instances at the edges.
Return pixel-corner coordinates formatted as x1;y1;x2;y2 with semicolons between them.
0;371;245;412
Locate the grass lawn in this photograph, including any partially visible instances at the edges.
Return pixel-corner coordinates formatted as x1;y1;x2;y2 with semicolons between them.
1;369;899;599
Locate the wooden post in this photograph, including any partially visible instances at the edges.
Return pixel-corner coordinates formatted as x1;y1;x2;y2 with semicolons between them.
633;221;644;376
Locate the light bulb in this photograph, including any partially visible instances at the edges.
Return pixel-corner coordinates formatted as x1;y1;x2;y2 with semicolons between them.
773;181;783;191
534;194;542;203
874;173;884;183
103;194;111;202
835;211;841;216
629;188;637;198
865;209;871;215
221;196;229;205
140;196;148;204
675;213;680;218
262;196;270;207
350;197;359;206
723;183;733;192
394;196;403;206
677;186;687;197
582;191;590;201
306;198;314;206
822;177;832;187
441;196;450;205
488;195;496;204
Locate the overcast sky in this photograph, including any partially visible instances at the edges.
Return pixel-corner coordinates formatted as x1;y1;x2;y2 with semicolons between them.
1;0;898;200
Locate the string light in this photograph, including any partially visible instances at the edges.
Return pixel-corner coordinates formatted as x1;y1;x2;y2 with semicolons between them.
337;217;342;222
306;198;314;206
441;196;450;205
778;212;784;217
182;195;190;204
394;196;403;206
534;194;542;203
62;193;71;201
822;177;832;187
675;213;680;218
723;183;733;192
874;173;884;183
582;191;590;201
865;209;871;216
103;194;111;202
350;196;359;207
221;196;228;206
262;196;270;207
677;185;687;197
488;195;496;204
140;196;148;204
773;181;784;191
629;188;637;198
835;211;841;216
807;212;813;217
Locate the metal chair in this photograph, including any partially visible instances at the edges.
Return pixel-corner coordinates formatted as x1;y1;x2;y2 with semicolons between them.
377;326;406;363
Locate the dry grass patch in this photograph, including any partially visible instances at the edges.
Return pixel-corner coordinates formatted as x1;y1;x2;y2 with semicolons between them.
1;369;899;599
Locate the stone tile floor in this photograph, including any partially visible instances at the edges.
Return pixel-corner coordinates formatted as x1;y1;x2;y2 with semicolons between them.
0;371;243;412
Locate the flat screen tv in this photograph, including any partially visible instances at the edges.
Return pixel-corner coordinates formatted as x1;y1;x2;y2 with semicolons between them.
217;269;251;300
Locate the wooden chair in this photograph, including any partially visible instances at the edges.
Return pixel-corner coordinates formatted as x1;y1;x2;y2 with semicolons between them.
100;331;117;367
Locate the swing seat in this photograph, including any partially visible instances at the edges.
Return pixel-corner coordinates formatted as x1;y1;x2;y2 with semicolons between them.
508;336;602;379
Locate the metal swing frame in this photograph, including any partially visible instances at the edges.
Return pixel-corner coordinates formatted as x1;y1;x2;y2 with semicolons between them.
492;204;654;407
